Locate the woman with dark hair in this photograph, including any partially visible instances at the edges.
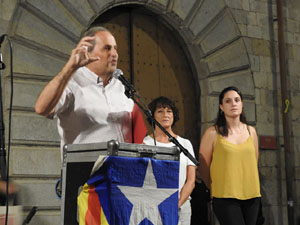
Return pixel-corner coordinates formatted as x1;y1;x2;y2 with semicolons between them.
143;96;196;225
199;86;261;225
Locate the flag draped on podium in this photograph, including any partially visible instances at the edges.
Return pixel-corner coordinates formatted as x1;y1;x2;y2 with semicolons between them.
78;156;179;225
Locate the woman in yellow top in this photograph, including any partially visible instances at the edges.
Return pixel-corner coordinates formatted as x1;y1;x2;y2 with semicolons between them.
199;86;261;225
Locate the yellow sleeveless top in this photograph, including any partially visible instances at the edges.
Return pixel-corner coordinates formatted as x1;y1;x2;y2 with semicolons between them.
210;134;261;199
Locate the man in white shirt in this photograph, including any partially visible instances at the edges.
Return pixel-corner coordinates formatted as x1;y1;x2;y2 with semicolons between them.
35;26;143;159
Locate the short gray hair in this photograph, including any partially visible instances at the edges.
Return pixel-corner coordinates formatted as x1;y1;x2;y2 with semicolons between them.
82;26;111;37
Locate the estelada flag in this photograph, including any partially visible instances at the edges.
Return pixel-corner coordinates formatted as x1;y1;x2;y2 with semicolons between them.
78;156;179;225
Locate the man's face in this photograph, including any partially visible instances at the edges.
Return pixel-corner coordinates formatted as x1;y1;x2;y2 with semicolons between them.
88;31;118;76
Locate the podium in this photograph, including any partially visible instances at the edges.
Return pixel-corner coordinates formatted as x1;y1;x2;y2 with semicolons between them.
61;140;180;225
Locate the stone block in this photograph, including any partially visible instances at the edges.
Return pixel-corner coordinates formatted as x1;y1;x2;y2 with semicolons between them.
153;0;169;7
260;56;275;72
259;166;280;182
207;70;255;97
27;0;84;37
255;88;261;105
198;11;240;55
257;107;274;123
172;0;197;20
252;39;271;57
0;20;9;37
0;0;17;20
87;0;113;11
257;12;270;28
290;74;300;91
60;0;95;26
11;80;45;109
243;100;256;123
189;0;226;36
287;3;300;20
247;11;258;26
286;32;294;44
247;24;262;39
261;205;287;225
256;104;274;123
204;39;250;74
259;151;278;167
294;34;300;46
224;0;250;11
15;10;75;55
11;113;59;143
224;0;243;10
16;180;61;207
200;95;218;123
292;124;300;137
249;54;260;72
256;122;278;136
253;72;268;88
261;26;272;41
260;179;283;206
10;146;61;176
10;42;66;76
230;9;247;24
295;166;300;179
288;61;300;77
263;89;276;106
237;23;247;36
249;1;268;14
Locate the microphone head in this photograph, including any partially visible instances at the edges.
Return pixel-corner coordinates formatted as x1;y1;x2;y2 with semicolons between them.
0;34;6;46
112;69;123;79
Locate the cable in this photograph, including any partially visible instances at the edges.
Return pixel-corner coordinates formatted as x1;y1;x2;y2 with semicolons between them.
1;36;14;225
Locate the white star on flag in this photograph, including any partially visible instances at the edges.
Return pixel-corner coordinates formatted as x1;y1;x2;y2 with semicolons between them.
117;159;178;225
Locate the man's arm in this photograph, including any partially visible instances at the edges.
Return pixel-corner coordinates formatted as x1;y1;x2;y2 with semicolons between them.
35;36;99;117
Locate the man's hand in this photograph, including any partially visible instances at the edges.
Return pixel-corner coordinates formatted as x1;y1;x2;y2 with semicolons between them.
68;36;100;70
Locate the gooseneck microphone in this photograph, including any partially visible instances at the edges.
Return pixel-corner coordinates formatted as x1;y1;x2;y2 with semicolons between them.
0;34;7;47
0;34;7;70
112;69;137;95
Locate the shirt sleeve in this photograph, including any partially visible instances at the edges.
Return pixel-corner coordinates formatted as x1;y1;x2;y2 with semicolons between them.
53;85;74;118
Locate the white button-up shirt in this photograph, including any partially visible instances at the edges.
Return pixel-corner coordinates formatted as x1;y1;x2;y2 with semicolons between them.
54;67;134;159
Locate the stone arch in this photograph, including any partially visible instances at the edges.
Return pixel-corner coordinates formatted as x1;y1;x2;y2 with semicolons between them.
5;0;256;223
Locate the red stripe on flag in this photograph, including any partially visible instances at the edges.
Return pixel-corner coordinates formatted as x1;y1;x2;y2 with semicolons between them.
85;186;101;225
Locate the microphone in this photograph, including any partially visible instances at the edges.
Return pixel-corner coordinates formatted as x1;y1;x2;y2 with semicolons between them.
0;34;6;47
0;51;5;70
112;69;137;94
0;34;6;70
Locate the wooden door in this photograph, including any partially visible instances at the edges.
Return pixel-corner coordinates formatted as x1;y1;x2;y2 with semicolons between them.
93;7;199;150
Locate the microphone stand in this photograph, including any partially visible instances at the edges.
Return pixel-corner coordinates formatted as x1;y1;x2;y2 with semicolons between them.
124;87;199;166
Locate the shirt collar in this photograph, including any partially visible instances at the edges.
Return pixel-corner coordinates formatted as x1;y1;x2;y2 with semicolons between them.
81;67;113;86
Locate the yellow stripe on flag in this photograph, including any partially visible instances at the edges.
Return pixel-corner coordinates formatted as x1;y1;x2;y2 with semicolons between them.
78;183;90;225
100;209;109;225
